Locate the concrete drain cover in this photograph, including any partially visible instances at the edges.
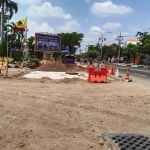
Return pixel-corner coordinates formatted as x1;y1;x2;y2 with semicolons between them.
102;133;150;150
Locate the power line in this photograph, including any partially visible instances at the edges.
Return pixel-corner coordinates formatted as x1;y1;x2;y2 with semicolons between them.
117;28;150;39
116;32;124;62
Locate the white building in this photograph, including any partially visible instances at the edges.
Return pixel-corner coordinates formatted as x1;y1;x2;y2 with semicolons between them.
126;39;139;45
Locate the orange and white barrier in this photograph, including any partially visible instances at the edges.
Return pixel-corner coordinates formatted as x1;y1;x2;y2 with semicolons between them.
87;65;108;83
108;65;115;75
124;68;131;82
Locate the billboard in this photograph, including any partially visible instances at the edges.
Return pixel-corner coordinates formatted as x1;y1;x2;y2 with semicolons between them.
61;45;70;54
35;33;61;52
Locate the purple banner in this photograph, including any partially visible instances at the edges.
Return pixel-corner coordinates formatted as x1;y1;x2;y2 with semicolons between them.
35;33;61;52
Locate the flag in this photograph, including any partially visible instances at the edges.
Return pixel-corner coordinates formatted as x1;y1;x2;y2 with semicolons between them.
14;18;27;31
32;37;36;45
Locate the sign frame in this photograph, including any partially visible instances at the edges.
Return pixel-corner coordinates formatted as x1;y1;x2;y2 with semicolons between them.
35;33;61;52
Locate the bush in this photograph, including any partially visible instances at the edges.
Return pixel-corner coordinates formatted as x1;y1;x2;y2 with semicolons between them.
30;58;40;67
0;57;14;63
19;57;40;67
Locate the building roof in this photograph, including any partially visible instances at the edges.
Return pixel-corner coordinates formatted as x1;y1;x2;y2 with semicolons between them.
107;43;118;47
127;39;139;42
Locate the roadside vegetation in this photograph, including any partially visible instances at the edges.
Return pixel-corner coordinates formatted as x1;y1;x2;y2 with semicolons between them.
1;1;150;65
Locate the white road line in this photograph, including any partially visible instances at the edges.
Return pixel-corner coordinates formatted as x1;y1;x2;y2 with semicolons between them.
134;73;148;77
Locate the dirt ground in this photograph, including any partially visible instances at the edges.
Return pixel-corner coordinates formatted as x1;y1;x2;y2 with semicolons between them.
0;63;150;150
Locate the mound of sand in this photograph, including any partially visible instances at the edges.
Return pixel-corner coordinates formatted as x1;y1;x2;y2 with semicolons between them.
36;61;87;72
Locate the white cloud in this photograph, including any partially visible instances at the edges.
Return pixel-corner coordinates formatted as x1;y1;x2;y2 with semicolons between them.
90;1;133;17
57;20;80;32
102;22;122;30
27;20;54;37
89;26;104;33
26;2;72;20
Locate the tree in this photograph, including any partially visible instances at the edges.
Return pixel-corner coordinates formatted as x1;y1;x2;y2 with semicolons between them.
60;32;84;54
88;45;97;52
94;43;101;52
2;21;24;56
103;45;116;62
0;41;7;56
86;50;100;59
6;22;24;43
26;36;35;57
136;31;150;55
0;0;18;43
123;43;139;65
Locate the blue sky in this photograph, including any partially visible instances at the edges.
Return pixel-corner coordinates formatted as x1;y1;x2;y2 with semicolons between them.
12;0;150;52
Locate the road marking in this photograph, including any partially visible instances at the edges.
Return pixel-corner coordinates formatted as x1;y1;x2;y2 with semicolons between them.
134;73;148;77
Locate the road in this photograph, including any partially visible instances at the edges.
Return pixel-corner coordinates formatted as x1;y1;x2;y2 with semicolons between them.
110;63;150;87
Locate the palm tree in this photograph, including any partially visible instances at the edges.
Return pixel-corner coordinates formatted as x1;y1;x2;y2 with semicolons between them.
5;22;24;40
4;21;24;51
0;0;18;43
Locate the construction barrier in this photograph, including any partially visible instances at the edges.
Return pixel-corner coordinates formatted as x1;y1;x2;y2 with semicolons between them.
124;67;131;82
108;65;115;75
87;65;108;83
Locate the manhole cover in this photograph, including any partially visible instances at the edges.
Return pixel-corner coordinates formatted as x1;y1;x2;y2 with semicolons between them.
102;133;150;150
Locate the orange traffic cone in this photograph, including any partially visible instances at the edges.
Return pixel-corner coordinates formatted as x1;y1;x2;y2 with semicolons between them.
108;65;114;75
124;68;131;82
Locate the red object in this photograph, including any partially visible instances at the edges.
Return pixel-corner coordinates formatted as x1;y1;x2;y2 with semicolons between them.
102;64;106;68
124;68;130;81
101;67;108;83
95;70;101;82
88;67;95;82
87;66;107;83
108;65;114;75
14;25;25;31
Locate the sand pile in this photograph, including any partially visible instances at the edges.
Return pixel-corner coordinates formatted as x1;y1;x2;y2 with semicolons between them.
36;61;87;72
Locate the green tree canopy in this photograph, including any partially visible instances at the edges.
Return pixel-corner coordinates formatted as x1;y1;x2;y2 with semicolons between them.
103;45;116;59
86;50;100;59
58;32;84;54
88;45;97;52
0;0;18;42
136;31;150;55
123;43;139;64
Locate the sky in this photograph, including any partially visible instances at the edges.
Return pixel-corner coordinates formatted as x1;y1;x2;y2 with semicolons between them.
11;0;150;53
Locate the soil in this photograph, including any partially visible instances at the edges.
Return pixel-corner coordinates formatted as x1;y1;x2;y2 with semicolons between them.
0;61;150;150
37;61;87;72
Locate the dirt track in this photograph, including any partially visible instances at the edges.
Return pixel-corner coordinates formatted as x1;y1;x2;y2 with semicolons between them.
0;75;150;150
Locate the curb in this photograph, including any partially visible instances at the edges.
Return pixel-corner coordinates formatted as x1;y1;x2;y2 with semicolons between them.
137;66;150;68
107;74;124;81
116;63;150;68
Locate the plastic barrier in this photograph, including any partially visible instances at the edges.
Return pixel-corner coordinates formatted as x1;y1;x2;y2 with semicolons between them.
108;65;115;75
87;65;107;83
88;67;95;82
124;67;131;82
101;65;108;83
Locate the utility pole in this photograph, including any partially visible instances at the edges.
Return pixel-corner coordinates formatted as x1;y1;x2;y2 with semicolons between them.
82;41;94;52
116;33;124;62
94;31;111;63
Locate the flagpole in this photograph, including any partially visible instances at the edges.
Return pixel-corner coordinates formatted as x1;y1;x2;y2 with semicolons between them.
21;17;27;53
25;17;27;44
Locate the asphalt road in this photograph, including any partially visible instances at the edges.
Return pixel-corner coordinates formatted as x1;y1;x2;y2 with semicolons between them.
109;63;150;87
